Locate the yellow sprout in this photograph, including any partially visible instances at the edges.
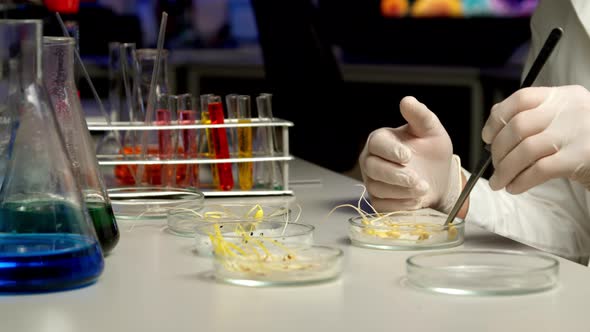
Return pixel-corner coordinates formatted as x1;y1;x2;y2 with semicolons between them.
328;184;457;242
448;225;458;240
206;217;309;276
245;204;265;220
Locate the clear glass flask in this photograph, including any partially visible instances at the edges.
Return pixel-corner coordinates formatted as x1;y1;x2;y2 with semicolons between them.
43;36;120;255
0;20;104;292
136;48;169;109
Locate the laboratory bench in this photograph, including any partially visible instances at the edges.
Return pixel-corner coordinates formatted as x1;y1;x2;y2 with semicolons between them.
2;157;589;332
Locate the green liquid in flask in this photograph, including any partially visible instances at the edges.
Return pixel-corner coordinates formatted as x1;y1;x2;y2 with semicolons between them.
0;200;89;234
86;202;119;255
0;200;120;255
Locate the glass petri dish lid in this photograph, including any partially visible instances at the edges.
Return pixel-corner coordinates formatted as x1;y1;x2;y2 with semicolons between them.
406;250;559;296
214;245;343;287
348;211;464;250
108;187;205;220
167;202;292;237
194;221;314;257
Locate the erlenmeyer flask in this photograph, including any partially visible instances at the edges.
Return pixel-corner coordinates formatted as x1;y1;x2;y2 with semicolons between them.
0;53;14;193
43;36;119;255
136;48;169;108
0;20;103;292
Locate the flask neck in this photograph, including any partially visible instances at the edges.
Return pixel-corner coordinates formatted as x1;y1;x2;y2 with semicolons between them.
42;37;77;94
137;49;169;96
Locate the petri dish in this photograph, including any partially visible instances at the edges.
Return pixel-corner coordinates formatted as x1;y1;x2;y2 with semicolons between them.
108;187;205;220
348;211;464;250
214;245;343;287
167;203;292;237
194;221;314;257
406;250;559;296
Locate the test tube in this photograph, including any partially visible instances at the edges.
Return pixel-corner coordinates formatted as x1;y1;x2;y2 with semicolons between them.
177;93;199;187
237;95;253;190
255;94;282;190
200;93;219;188
208;95;234;191
225;94;238;155
156;94;175;186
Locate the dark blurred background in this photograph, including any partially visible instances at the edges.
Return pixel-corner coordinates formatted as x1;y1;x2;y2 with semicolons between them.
1;0;536;178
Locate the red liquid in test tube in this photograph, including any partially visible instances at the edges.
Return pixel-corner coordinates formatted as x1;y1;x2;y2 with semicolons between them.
208;101;234;191
179;110;199;187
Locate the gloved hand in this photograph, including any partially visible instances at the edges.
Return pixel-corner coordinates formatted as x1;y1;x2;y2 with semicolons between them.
359;96;463;213
482;85;590;194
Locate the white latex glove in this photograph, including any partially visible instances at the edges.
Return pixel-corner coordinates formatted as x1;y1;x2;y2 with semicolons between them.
482;85;590;194
359;96;462;213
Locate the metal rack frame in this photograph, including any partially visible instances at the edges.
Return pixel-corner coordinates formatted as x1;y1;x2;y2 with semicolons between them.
88;118;294;197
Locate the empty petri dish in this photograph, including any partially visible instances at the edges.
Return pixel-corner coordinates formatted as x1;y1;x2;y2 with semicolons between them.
167;203;292;237
348;211;464;250
194;221;314;257
108;187;205;220
406;250;559;296
214;245;343;287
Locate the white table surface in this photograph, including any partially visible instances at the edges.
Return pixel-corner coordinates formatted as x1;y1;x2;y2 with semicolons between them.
2;158;589;332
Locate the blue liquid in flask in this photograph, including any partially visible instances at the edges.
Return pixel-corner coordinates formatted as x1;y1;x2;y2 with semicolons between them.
0;201;104;292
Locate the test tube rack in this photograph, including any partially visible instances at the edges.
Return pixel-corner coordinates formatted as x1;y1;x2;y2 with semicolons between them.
88;118;294;197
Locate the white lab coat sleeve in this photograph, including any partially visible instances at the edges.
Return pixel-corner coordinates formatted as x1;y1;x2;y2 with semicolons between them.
465;171;590;261
463;0;590;263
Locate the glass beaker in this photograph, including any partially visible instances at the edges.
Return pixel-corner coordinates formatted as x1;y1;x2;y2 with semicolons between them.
0;20;103;292
43;36;119;255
